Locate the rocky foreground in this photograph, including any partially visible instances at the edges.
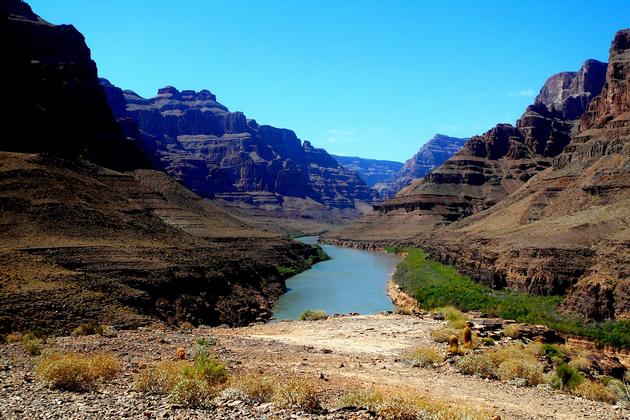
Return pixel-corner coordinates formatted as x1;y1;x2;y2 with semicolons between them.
1;314;627;419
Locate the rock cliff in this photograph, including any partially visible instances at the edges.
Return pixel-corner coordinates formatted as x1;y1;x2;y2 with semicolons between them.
101;81;375;210
331;155;403;188
375;134;467;199
0;0;147;171
0;0;321;334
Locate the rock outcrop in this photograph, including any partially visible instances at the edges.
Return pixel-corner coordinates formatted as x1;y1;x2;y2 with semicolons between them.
327;59;607;243
101;81;375;209
0;0;147;171
375;134;467;199
0;0;321;334
331;155;403;188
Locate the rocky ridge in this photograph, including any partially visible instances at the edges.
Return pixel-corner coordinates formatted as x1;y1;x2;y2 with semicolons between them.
331;154;403;188
101;80;376;210
374;134;468;199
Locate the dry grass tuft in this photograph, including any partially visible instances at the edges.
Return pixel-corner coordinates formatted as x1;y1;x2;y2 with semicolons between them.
429;326;459;343
170;377;212;408
497;358;544;386
36;352;121;391
272;376;321;411
71;323;104;337
573;379;619;403
457;353;496;379
229;371;275;403
503;324;521;338
6;332;23;343
403;346;444;368
339;388;487;420
134;361;187;394
568;355;592;372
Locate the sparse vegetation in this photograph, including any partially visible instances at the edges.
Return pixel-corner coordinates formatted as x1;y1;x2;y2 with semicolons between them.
497;358;544;386
429;326;459;343
339;388;486;419
36;352;120;391
503;324;520;338
6;332;24;343
384;246;402;254
551;363;584;390
572;379;618;403
457;354;496;378
276;265;297;277
403;345;443;367
22;335;43;356
272;376;321;411
394;249;630;349
170;377;213;408
71;322;104;336
230;372;275;403
299;309;328;321
134;361;187;394
196;337;217;347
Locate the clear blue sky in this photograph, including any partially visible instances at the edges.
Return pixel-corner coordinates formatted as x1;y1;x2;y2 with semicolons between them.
29;0;629;162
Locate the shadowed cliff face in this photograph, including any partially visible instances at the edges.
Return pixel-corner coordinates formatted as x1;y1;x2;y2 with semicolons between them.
100;81;375;209
0;0;147;171
330;155;403;188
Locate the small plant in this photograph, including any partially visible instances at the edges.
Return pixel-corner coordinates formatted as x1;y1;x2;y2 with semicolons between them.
36;352;120;391
71;322;104;336
542;343;566;364
230;371;275;403
497;358;544;386
101;325;118;338
605;378;630;403
179;321;194;331
403;346;444;367
429;326;459;343
573;379;618;403
134;361;187;394
22;335;43;356
276;265;297;277
272;376;321;411
481;337;496;346
170;377;212;408
457;354;496;379
195;337;217;347
299;310;328;321
176;347;186;359
552;363;583;390
568;355;592;373
503;324;520;338
182;353;228;387
447;335;459;353
6;332;23;343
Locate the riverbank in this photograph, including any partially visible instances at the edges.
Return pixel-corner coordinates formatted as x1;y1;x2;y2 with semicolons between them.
1;314;625;419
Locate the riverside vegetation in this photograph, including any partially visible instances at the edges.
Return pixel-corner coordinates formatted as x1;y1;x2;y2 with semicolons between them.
394;249;630;349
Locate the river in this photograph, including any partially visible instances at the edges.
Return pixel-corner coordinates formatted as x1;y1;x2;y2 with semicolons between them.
272;236;401;320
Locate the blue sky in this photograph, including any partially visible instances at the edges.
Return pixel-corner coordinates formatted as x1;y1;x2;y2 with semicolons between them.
29;1;629;162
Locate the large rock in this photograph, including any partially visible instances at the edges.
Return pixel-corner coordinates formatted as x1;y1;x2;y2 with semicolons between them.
0;0;147;171
101;81;375;209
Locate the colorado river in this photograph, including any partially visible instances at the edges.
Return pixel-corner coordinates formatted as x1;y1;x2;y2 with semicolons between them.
272;236;401;320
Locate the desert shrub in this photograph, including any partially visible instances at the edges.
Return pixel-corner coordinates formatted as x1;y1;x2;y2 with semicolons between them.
481;337;495;346
179;321;194;331
22;336;43;356
71;322;104;337
196;337;217;347
403;346;443;367
429;326;459;343
503;324;520;338
605;378;630;402
485;342;529;366
170;377;212;408
36;352;120;391
573;379;618;403
272;376;321;411
299;310;328;321
101;325;117;338
230;372;275;403
552;363;583;390
182;353;228;386
395;307;413;316
339;388;485;420
497;358;544;386
6;332;23;343
542;344;565;363
134;361;187;394
457;354;496;379
523;341;544;357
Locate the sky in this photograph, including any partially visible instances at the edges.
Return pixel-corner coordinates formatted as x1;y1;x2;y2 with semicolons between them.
29;1;630;162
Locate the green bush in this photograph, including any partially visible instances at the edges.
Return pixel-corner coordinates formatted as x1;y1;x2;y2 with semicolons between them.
552;363;584;390
299;310;328;321
183;353;228;386
393;249;630;349
277;265;297;277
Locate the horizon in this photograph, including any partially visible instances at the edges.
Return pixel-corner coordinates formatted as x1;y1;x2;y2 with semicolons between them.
29;0;628;161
